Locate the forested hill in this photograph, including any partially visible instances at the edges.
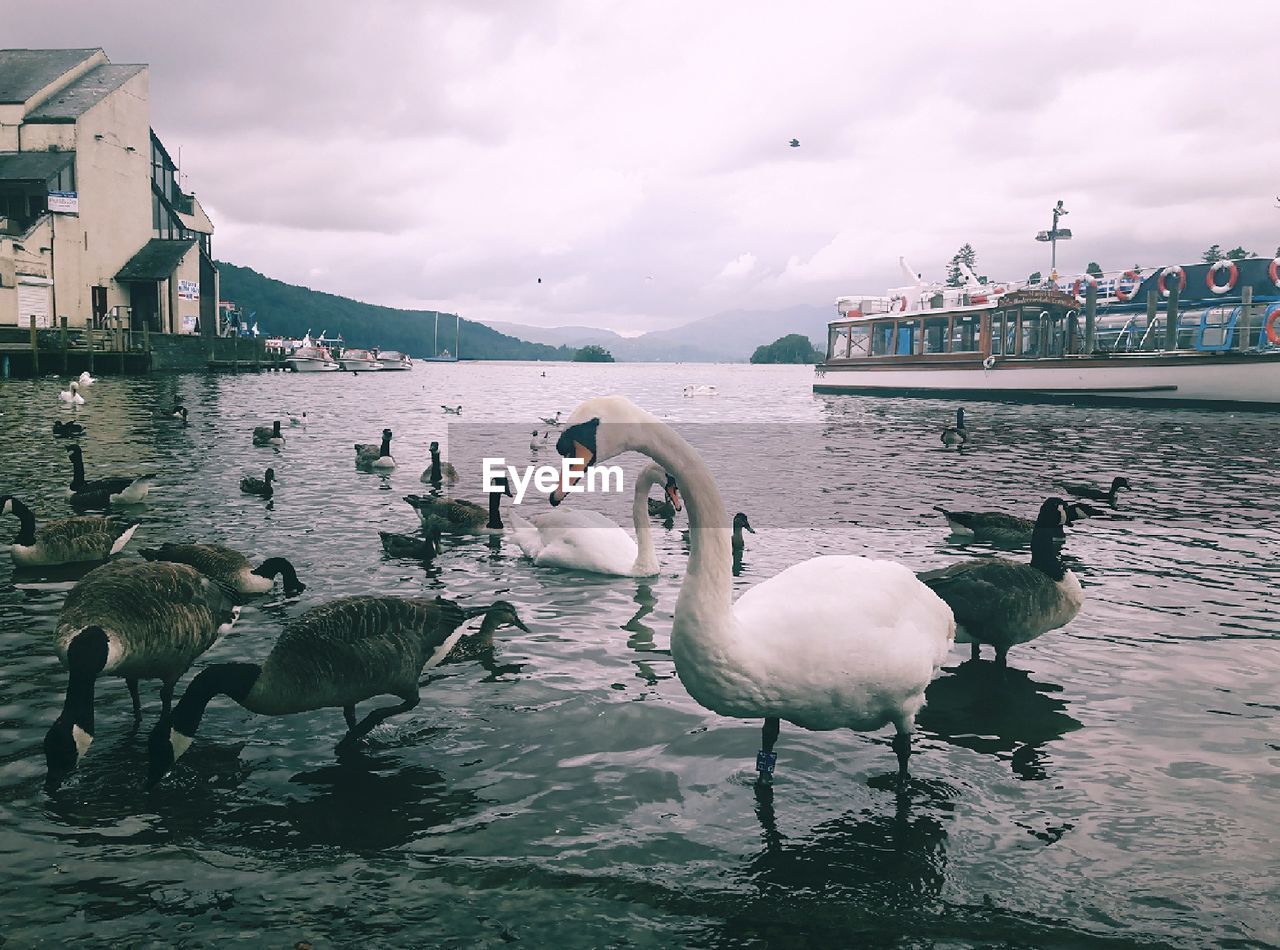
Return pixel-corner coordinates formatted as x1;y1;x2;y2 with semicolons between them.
216;262;574;361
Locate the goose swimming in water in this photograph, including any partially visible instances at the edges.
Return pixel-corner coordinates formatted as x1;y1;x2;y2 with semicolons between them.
66;445;154;506
507;464;680;576
1059;476;1130;506
404;476;512;533
647;473;682;519
44;559;239;786
419;441;458;484
731;512;755;556
252;420;285;447
549;396;954;782
147;597;527;785
139;543;306;598
940;408;966;448
933;501;1101;547
539;412;562;427
355;428;396;470
379;525;443;560
918;497;1084;666
169;406;189;425
2;496;138;567
59;381;85;406
442;405;463;415
289;412;307;427
52;420;85;437
241;468;276;499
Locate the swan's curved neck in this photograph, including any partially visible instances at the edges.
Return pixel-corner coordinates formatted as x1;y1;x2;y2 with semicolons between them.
623;423;732;641
630;466;665;574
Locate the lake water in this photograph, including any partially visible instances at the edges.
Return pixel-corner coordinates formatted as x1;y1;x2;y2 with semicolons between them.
1;362;1277;948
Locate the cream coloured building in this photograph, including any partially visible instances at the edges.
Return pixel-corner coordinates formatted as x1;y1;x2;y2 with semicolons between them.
0;48;216;334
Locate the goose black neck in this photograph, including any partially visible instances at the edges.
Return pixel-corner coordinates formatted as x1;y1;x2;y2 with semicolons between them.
1030;530;1066;580
253;557;304;594
62;627;110;730
272;421;281;437
380;434;392;457
487;491;504;530
430;453;441;480
171;663;262;738
7;498;36;546
69;450;86;490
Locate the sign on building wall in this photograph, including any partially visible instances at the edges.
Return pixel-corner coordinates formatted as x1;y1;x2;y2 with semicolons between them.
177;279;200;300
47;192;79;214
181;314;198;334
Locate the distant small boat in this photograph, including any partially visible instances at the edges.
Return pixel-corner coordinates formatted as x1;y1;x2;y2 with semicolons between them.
339;348;384;372
375;350;413;371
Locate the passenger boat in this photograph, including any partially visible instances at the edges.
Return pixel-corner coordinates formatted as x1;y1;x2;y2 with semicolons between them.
338;347;384;372
285;345;340;372
814;257;1280;409
375;350;413;371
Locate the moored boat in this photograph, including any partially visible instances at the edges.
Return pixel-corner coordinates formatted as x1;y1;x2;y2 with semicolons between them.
339;348;384;372
815;257;1280;409
374;350;412;370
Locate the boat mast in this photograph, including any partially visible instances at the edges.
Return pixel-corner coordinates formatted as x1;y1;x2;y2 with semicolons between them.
433;312;439;358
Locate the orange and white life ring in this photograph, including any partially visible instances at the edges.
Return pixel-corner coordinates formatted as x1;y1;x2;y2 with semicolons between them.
1269;257;1280;289
1157;265;1186;298
1266;307;1280;346
1115;270;1142;302
1206;260;1238;295
1072;274;1098;304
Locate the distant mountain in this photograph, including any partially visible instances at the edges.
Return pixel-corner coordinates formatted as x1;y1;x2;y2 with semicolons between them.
216;263;575;361
483;303;834;362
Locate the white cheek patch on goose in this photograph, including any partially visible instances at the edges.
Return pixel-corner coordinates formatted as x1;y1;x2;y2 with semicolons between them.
104;631;125;673
170;729;194;760
72;724;93;757
217;606;242;634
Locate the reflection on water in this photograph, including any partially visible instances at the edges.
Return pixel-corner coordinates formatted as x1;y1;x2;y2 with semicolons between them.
1;364;1278;947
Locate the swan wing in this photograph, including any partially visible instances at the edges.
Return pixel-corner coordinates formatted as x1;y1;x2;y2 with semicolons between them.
513;509;638;575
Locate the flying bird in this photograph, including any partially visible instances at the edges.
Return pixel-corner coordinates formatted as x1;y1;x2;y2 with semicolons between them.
789;138;800;148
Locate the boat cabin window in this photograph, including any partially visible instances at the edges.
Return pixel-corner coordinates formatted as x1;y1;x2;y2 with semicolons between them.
991;311;1005;355
923;317;949;354
871;322;896;356
845;325;871;358
1020;310;1041;356
949;314;980;352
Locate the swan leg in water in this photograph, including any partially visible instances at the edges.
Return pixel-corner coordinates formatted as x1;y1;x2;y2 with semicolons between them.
336;691;420;751
756;717;781;781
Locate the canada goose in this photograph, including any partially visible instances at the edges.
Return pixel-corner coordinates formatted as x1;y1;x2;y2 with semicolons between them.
66;445;153;506
289;412;307;427
2;496;138;567
1059;476;1130;505
732;512;755;556
404;476;511;533
442;405;463;415
355;428;396;470
379;525;442;560
52;420;85;437
169;406;189;425
59;381;85;405
44;559;239;786
539;412;562;427
548;397;954;781
940;408;966;448
139;543;306;598
241;468;276;499
933;501;1101;546
419;441;458;484
918;497;1084;666
647;473;682;519
147;597;527;785
253;420;285;447
507;464;680;576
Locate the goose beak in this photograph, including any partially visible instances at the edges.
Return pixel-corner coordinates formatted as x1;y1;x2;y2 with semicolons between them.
550;441;593;506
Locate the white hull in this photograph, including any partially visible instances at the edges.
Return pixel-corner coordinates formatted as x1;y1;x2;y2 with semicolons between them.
815;353;1280;407
377;357;412;370
287;357;340;372
340;358;384;371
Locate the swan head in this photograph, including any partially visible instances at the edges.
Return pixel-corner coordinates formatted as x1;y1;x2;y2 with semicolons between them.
549;396;658;505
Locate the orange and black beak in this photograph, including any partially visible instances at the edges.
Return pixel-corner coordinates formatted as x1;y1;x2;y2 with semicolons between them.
664;475;682;512
550;440;593;506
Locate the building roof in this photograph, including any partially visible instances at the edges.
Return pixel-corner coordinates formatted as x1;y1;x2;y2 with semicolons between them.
116;238;197;281
0;150;75;181
0;49;102;104
26;63;146;122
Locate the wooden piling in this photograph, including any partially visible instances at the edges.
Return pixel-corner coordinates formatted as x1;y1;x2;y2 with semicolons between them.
29;314;38;375
1165;283;1179;351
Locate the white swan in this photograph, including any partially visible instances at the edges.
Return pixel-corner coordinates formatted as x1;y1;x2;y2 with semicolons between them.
78;371;96;387
549;396;955;780
682;385;717;397
59;381;84;405
507;464;679;576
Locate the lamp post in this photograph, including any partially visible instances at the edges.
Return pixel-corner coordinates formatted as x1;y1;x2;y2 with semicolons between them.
1034;200;1072;284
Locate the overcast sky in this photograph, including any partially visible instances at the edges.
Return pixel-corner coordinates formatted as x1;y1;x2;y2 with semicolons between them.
8;1;1280;332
